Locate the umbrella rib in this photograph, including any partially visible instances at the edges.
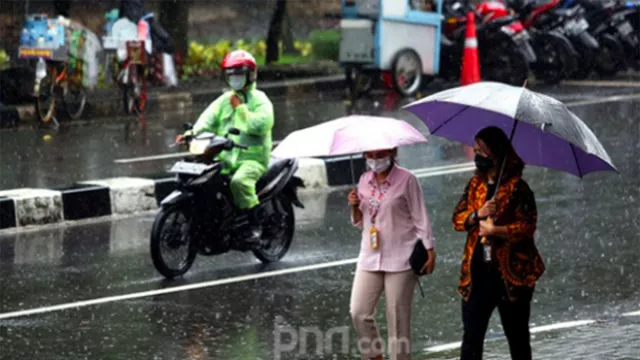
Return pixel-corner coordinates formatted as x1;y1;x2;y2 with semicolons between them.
570;143;584;179
428;104;473;136
418;86;502;136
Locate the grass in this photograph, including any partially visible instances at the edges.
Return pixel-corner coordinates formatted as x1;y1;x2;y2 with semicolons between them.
255;54;311;66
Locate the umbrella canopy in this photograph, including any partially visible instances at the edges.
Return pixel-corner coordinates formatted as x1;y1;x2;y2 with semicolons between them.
402;81;616;177
271;115;427;159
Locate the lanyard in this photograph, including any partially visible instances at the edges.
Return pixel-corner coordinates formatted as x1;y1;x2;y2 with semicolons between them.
368;181;390;224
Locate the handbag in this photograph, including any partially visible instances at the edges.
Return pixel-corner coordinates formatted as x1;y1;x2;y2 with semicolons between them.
409;239;430;298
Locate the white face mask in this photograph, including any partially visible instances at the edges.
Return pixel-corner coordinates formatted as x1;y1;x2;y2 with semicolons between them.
228;75;246;91
366;157;392;174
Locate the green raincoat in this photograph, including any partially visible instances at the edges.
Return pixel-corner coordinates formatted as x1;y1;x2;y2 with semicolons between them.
184;82;274;209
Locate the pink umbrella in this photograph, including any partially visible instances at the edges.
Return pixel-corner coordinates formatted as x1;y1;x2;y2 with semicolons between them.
272;115;427;182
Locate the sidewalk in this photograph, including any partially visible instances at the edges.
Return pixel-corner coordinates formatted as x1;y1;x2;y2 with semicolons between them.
420;317;640;360
0;62;344;128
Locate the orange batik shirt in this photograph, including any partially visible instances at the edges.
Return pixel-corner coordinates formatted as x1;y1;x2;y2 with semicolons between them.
452;174;546;302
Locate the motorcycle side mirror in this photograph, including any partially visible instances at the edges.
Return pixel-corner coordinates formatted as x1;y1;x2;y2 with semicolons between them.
227;127;241;136
183;122;193;131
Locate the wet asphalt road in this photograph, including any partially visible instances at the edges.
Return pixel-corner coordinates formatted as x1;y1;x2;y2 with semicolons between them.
0;83;639;359
2;82;640;190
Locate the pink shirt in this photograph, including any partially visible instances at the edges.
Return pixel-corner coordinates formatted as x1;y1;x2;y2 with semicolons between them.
351;164;435;272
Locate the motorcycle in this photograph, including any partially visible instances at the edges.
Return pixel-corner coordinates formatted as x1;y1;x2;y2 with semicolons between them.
440;1;534;85
150;125;305;279
509;0;600;79
479;0;577;84
562;0;640;75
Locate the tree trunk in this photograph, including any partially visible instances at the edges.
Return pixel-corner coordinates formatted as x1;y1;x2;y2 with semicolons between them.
53;0;71;17
0;0;25;61
281;9;296;55
266;0;287;64
158;0;190;58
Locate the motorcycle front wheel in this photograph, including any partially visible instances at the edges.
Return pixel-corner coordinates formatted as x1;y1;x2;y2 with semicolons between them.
150;204;198;279
253;197;295;263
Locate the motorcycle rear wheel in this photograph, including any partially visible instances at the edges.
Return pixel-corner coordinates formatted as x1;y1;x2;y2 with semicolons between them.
481;40;529;86
150;204;198;279
531;35;576;85
253;197;295;263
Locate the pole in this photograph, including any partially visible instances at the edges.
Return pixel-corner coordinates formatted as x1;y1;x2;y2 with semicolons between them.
349;154;356;185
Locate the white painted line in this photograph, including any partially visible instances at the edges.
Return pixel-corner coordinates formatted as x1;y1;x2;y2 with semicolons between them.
113;92;640;165
423;320;596;353
413;161;474;173
565;93;640;107
622;310;640;317
562;80;640;87
414;165;476;178
0;258;358;321
114;152;191;164
115;141;284;164
529;319;596;333
424;341;462;353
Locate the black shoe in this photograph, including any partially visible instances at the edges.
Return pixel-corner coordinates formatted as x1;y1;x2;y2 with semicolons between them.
246;207;263;244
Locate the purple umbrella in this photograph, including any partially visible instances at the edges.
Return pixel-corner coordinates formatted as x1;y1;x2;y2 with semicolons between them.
403;81;617;185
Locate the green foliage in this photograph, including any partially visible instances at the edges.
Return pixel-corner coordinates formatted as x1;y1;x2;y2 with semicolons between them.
309;30;340;61
0;50;10;70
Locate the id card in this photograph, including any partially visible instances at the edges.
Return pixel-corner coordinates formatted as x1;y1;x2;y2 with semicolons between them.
369;227;379;249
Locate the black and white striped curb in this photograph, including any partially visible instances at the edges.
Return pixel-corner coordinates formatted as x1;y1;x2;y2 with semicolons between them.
0;155;365;230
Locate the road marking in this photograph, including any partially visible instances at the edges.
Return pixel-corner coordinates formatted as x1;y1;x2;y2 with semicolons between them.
565;93;640;107
529;319;596;333
424;341;462;353
114;152;191;164
0;258;358;321
113;92;640;165
414;164;476;178
114;140;284;164
623;310;640;317
423;320;596;353
562;80;640;87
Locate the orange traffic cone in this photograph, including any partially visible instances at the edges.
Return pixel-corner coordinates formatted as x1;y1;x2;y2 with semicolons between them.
460;11;481;85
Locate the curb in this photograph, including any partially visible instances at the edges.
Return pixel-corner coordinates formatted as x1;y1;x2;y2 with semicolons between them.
0;74;346;127
0;154;365;231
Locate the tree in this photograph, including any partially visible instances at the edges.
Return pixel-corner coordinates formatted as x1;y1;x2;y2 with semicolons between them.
53;0;71;17
265;0;287;64
158;0;191;60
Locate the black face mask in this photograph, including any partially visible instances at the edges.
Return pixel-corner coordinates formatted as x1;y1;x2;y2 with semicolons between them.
474;154;494;173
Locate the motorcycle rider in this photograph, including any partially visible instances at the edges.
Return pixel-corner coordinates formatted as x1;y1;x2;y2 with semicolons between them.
175;50;274;245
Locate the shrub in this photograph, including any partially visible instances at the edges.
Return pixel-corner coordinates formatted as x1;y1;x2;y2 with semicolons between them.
183;39;313;79
309;30;340;61
0;50;10;70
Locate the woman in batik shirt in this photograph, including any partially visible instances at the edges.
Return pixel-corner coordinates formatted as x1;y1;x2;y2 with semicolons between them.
452;126;545;360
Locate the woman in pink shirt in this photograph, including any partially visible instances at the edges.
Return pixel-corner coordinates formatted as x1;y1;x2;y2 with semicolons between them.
348;147;436;360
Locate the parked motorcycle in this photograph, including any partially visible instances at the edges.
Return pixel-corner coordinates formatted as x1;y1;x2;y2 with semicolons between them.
440;1;534;85
150;126;305;279
563;0;640;75
479;0;576;84
509;0;599;79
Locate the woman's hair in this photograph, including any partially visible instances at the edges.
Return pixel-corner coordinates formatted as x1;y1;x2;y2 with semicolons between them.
474;126;524;180
364;147;398;162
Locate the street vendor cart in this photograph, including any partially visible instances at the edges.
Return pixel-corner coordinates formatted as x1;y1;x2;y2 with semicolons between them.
339;0;444;97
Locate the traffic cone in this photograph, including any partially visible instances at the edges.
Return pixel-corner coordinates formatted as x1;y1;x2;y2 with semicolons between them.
460;11;481;85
